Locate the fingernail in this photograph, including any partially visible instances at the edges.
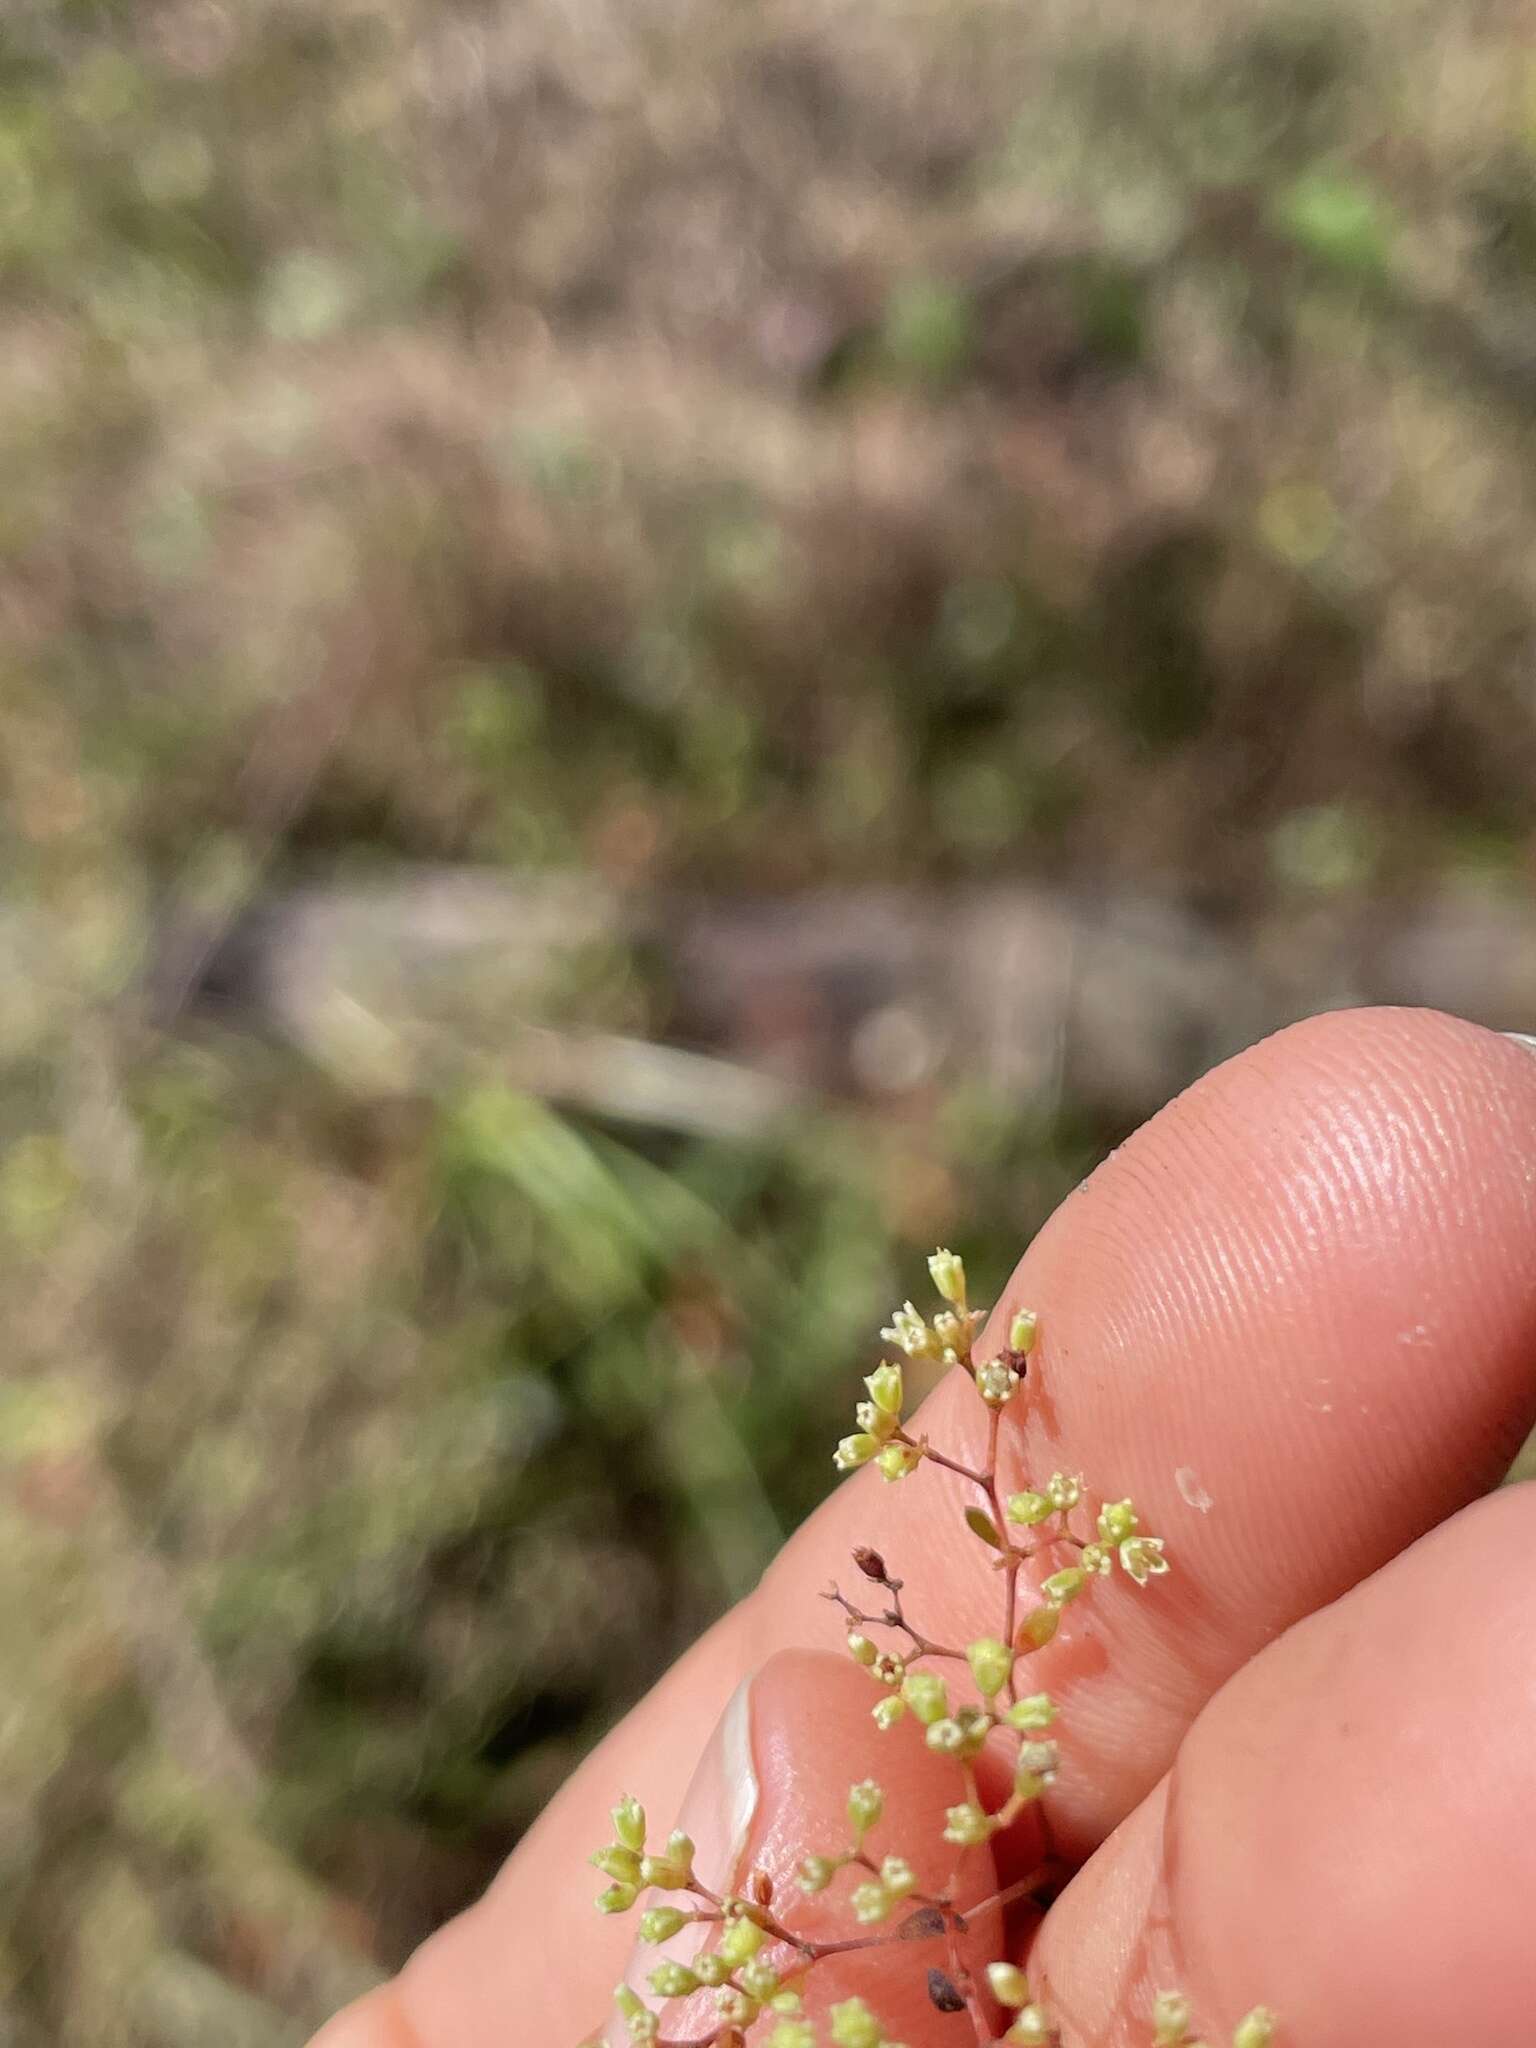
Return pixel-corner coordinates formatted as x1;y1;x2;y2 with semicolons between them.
608;1675;762;2042
1504;1033;1536;1056
681;1671;762;1896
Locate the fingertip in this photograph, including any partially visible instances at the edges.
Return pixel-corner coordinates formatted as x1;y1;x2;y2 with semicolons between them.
1037;1485;1536;2045
962;1003;1536;1838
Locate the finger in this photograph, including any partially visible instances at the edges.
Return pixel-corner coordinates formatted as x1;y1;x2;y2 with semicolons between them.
762;1009;1536;1851
934;1006;1536;1849
1033;1481;1536;2045
311;1009;1536;2043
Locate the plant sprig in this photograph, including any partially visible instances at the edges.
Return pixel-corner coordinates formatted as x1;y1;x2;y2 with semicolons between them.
584;1250;1275;2048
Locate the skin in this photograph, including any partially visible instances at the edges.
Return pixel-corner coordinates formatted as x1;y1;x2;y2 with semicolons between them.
310;1008;1536;2047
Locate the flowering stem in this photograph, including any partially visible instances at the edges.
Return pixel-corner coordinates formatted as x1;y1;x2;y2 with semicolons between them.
896;1429;989;1489
824;1583;966;1665
591;1250;1219;2048
976;1406;1025;1703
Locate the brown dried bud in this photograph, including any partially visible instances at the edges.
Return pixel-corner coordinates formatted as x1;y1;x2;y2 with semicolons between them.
897;1905;947;1941
927;1968;966;2014
752;1869;773;1906
853;1546;888;1583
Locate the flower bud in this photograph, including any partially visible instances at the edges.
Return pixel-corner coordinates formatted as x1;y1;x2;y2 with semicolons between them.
1006;1692;1057;1730
901;1671;950;1724
638;1907;688;1943
872;1694;906;1732
769;2023;816;2048
865;1361;904;1416
639;1830;695;1890
648;1963;700;1998
718;1915;764;1966
967;1635;1013;1699
880;1855;916;1898
829;2000;882;2048
988;1963;1031;2007
613;1796;647;1852
596;1882;638;1914
851;1879;892;1923
834;1433;880;1471
846;1779;884;1835
591;1844;641;1884
1017;1604;1061;1650
1005;1490;1053;1526
1008;1307;1039;1354
1007;2006;1051;2045
1042;1566;1087;1605
1153;1991;1193;2043
928;1248;967;1306
1232;2010;1278;2048
855;1400;897;1442
796;1855;838;1894
847;1632;878;1666
1097;1498;1139;1544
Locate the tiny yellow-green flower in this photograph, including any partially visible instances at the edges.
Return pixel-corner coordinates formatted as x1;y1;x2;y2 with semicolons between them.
718;1914;765;1966
829;1997;883;2048
1097;1498;1139;1544
876;1440;923;1482
942;1800;996;1847
1120;1535;1170;1584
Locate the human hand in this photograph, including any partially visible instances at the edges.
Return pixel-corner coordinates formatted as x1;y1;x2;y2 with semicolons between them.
311;1009;1536;2047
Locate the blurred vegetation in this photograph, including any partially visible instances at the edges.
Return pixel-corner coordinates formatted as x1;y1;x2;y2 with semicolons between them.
4;0;1536;2040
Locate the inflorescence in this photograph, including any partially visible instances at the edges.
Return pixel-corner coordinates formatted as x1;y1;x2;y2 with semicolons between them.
585;1251;1275;2048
